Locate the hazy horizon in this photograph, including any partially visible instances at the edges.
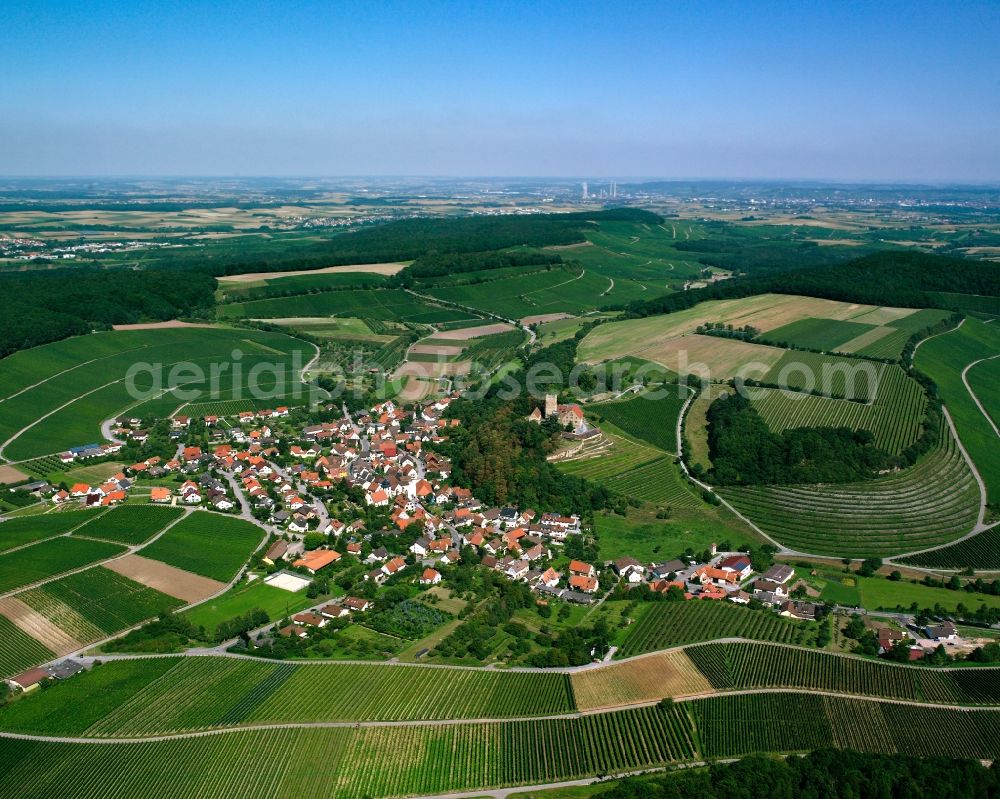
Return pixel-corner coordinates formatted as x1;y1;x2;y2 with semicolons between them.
4;1;999;181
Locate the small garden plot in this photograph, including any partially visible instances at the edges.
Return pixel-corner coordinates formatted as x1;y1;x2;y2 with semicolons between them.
70;505;183;546
139;513;263;582
366;600;450;639
0;537;125;594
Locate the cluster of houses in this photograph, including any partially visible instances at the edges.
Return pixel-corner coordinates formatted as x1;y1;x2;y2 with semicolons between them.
56;471;132;507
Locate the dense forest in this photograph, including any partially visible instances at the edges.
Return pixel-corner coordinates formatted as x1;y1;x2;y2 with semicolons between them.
597;749;1000;799
705;392;891;485
625;251;1000;318
398;249;562;283
0;267;217;359
207;207;662;276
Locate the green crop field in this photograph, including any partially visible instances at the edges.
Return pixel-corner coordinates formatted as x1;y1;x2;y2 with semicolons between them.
216;288;468;323
900;526;1000;570
695;693;1000;761
217;271;387;302
0;509;96;553
589;388;691;453
762;317;877;351
721;418;980;558
0;536;125;593
0;327;312;461
749;364;926;454
70;505;184;545
761;350;883;401
139;513;264;582
687;641;1000;704
17;566;183;642
424;267;644;319
593;510;757;564
0;656;574;736
931;292;1000;317
601;457;702;507
182;580;314;631
0;614;55;679
4;693;999;798
618;601;812;656
0;703;697;799
914;317;1000;505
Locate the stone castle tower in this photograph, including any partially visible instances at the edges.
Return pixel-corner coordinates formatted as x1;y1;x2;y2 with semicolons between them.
544;393;558;418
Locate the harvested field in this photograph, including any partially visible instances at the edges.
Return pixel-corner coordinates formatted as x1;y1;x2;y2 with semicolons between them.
218;262;408;282
521;312;573;325
103;554;224;604
849;307;919;326
0;465;29;485
110;321;216;331
433;322;515;340
396;377;437;402
630;334;785;380
571;649;714;710
393;360;471;380
409;344;465;357
0;596;83;655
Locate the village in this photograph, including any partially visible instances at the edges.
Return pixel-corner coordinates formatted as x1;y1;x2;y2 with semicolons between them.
6;385;975;684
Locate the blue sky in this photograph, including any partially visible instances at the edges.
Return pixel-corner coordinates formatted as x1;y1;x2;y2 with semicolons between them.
2;0;999;180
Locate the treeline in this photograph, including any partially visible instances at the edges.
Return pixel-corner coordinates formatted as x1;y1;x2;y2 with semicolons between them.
212;207;662;277
705;392;891;485
0;267;217;359
398;250;562;282
624;251;1000;318
597;749;1000;799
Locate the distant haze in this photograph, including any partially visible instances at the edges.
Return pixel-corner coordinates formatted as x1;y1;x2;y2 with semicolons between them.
3;1;999;181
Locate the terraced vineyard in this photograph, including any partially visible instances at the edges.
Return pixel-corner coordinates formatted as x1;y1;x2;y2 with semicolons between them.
590;388;691;452
749;364;926;454
721;419;980;557
686;642;1000;704
556;430;661;482
618;601;811;657
0;614;54;679
601;457;702;508
0;509;96;553
17;566;183;643
0;536;125;593
140;513;263;582
900;526;1000;570
70;505;184;546
0;705;698;799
